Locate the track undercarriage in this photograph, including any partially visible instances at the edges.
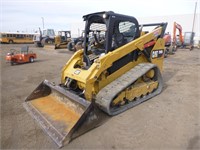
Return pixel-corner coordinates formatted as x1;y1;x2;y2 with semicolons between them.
96;63;163;115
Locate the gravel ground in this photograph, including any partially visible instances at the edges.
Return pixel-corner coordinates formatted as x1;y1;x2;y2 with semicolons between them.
1;44;200;149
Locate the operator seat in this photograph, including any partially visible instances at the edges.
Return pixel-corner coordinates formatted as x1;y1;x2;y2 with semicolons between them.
21;45;29;54
114;33;126;48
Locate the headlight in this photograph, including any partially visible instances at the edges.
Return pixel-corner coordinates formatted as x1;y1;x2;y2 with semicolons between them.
103;13;107;19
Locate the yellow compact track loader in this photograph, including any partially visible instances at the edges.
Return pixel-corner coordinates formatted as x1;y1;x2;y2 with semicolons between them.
24;11;167;148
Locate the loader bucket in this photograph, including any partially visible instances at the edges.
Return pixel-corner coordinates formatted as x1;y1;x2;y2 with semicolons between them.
23;80;107;148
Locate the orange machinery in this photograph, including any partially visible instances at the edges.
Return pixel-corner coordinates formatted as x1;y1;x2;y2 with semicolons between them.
173;22;184;47
163;33;171;47
6;45;37;65
163;22;184;56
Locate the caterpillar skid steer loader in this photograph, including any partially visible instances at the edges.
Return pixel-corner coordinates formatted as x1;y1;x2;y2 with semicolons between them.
23;11;167;148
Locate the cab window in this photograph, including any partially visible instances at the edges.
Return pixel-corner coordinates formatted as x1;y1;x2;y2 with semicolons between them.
119;21;136;42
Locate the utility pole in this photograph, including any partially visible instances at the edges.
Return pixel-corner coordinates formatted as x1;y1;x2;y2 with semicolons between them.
78;28;80;37
192;1;197;33
41;17;44;29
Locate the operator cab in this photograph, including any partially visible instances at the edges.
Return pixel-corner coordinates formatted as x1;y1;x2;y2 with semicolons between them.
42;29;55;38
83;11;139;67
58;31;71;41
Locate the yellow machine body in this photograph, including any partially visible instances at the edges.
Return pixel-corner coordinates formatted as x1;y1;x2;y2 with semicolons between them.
61;27;165;100
24;11;167;148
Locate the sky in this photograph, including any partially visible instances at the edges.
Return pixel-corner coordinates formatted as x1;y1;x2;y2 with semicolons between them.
0;0;199;37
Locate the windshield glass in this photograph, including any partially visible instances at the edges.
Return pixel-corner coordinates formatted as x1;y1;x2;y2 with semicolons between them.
119;21;136;42
47;29;55;36
83;15;107;67
0;33;6;38
43;30;47;36
43;29;55;36
87;23;106;52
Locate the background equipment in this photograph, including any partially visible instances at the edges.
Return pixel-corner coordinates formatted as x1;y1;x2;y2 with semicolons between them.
33;28;55;47
55;31;72;49
183;32;195;50
173;22;184;48
67;31;85;51
6;45;36;65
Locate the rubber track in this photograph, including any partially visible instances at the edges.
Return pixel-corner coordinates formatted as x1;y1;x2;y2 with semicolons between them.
95;63;163;116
